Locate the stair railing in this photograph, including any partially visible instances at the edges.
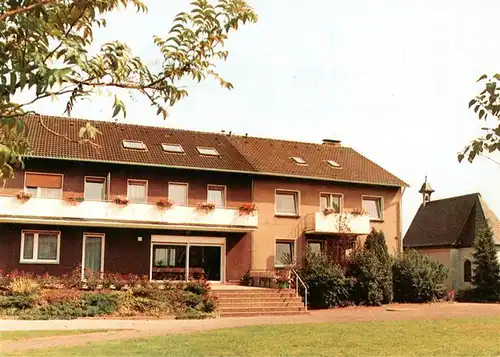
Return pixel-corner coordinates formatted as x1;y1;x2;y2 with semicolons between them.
290;268;308;311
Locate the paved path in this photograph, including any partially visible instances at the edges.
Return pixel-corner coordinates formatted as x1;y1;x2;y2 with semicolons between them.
1;303;499;354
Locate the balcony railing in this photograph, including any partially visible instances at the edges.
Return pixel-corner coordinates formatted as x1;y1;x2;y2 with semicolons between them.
0;196;258;232
304;212;370;235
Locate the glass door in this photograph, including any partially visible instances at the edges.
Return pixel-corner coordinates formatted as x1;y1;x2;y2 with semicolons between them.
152;244;187;280
189;245;222;282
83;234;104;278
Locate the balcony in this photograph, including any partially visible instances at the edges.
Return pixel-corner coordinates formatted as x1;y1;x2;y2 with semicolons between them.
0;196;258;232
304;212;370;235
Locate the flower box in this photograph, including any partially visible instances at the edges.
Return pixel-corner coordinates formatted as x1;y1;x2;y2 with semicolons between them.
351;208;368;216
322;208;338;216
156;198;174;210
16;190;32;202
65;195;84;206
196;202;215;213
114;195;129;205
239;203;257;215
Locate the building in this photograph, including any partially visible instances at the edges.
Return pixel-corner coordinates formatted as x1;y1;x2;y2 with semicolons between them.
0;115;407;284
404;177;500;291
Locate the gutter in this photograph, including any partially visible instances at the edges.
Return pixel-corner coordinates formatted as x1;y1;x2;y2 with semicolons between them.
28;155;408;189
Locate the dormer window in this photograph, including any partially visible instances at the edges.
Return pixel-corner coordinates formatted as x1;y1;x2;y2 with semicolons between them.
326;160;341;168
123;140;146;150
197;147;219;156
291;157;307;165
162;144;184;153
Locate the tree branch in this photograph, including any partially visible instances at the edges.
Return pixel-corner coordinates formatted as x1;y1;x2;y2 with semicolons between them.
38;116;101;149
0;0;56;22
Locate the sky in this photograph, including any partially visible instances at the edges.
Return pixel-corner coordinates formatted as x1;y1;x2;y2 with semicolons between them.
28;0;500;234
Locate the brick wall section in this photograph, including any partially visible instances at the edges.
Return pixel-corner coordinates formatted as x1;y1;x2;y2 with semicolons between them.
1;159;253;207
0;223;248;279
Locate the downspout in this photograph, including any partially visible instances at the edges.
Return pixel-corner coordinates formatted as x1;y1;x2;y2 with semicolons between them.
399;186;406;253
106;172;111;200
250;175;255;273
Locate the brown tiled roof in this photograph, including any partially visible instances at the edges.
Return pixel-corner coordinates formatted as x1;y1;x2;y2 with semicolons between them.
227;136;407;187
24;115;255;173
404;193;500;248
23;115;407;187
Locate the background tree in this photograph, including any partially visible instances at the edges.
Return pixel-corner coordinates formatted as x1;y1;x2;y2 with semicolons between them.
462;75;500;164
364;229;392;303
471;224;500;301
0;0;257;181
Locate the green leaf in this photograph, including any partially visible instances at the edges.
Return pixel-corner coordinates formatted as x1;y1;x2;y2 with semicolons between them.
477;74;488;82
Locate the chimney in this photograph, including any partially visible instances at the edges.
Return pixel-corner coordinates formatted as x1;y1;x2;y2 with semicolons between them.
322;139;341;147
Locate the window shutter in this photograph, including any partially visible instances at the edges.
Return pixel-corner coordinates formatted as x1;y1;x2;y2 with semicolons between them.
25;173;62;188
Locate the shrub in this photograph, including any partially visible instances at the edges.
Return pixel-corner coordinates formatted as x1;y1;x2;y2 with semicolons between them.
184;292;203;309
364;229;393;304
9;277;39;296
0;294;37;309
117;291;169;317
175;307;215;320
392;250;447;303
298;249;351;308
21;301;85;320
472;225;500;302
82;293;118;315
455;287;477;302
184;280;210;296
347;250;385;306
39;289;83;305
103;273;128;290
201;297;217;313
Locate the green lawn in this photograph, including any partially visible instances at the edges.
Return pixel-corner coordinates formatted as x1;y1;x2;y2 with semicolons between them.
0;329;111;341
5;317;500;356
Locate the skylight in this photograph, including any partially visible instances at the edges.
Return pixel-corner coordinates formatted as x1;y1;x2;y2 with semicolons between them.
291;157;307;165
197;147;219;156
326;160;341;168
162;144;184;153
122;140;146;150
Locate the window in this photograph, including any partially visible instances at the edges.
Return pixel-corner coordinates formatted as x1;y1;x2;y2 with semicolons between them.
326;160;341;168
464;259;472;283
291;157;307;165
168;183;188;206
122;140;146;150
320;193;342;212
275;240;294;266
20;231;60;264
161;144;184;153
197;147;219;156
82;234;105;278
24;172;63;199
207;185;225;208
84;177;106;201
275;190;299;216
307;241;323;255
127;180;147;204
362;196;383;220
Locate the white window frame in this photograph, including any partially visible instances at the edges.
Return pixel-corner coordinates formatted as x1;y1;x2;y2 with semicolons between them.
81;233;106;279
122;140;147;150
161;143;185;154
291;157;307;165
168;182;189;206
84;176;107;201
274;239;296;267
207;184;226;208
23;171;64;199
127;179;148;204
196;147;220;156
325;160;341;168
361;195;384;221
20;230;61;264
275;189;300;217
319;192;343;212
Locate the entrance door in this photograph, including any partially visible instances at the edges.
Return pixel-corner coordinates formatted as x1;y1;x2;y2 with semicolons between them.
150;236;225;283
189;245;222;281
82;234;105;278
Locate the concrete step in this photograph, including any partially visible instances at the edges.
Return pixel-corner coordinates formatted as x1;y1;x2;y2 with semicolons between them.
219;306;306;313
213;292;297;299
212;289;295;294
219;310;309;318
217;301;304;308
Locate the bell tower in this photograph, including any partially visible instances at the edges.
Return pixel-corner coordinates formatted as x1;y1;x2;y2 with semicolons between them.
419;175;434;207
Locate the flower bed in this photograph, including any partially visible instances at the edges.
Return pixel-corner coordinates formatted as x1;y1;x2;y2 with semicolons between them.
0;268;217;320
